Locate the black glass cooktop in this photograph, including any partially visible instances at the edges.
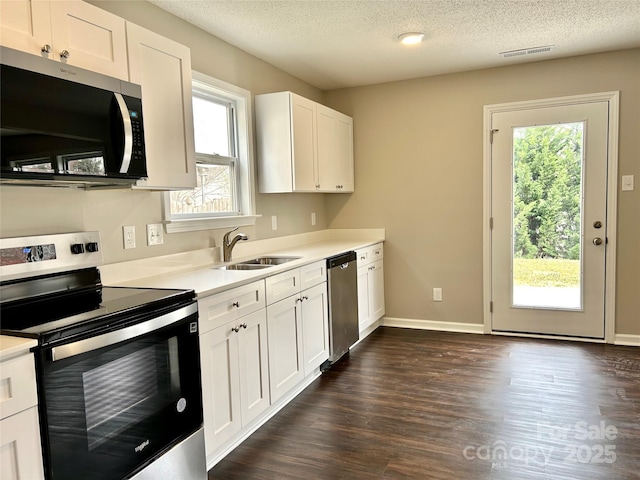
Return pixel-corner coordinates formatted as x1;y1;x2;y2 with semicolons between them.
0;268;195;347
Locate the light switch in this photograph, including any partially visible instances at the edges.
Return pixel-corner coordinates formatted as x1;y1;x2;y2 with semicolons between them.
621;175;634;191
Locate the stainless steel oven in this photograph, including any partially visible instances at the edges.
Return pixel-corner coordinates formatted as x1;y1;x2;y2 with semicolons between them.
0;232;206;480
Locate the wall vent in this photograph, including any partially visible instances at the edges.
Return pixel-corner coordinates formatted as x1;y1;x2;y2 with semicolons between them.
500;45;555;58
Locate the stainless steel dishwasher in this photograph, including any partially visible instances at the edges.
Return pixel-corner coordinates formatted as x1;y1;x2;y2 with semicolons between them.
322;251;359;370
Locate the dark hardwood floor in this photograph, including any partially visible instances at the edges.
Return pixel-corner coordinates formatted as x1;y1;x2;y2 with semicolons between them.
208;327;640;479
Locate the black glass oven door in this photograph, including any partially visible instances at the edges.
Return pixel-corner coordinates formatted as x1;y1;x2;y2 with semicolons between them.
38;308;202;480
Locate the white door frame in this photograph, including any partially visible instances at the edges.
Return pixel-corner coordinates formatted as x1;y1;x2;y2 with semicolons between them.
483;92;619;343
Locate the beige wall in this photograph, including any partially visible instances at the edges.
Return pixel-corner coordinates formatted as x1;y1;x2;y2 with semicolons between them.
1;2;637;337
0;1;328;263
325;49;640;336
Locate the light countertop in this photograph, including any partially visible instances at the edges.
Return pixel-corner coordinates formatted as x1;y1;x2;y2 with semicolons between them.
0;336;37;361
102;230;385;298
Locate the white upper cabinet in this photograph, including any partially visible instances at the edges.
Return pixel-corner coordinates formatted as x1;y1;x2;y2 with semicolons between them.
126;23;197;190
0;0;52;55
255;91;354;193
317;104;354;192
1;0;129;80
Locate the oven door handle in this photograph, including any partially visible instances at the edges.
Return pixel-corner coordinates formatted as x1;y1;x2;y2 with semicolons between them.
50;302;197;362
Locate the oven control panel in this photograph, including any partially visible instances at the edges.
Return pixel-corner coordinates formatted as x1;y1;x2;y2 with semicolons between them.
0;232;102;282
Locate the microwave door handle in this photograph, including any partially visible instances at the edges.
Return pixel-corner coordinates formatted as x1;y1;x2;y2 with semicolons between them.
113;93;133;174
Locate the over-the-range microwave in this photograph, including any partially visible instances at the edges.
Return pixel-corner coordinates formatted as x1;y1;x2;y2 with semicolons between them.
0;46;147;188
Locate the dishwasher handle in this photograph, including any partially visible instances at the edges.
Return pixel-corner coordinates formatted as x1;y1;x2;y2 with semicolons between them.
327;251;356;269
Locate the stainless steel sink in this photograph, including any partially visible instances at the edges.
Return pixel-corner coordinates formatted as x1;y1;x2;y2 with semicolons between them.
213;263;273;271
237;256;301;265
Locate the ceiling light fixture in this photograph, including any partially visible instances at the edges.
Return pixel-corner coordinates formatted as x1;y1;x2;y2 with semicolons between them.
398;32;425;45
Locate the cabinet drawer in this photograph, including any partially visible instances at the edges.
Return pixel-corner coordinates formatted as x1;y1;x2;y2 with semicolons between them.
198;280;265;334
299;260;326;290
0;354;37;420
265;269;301;305
356;243;384;267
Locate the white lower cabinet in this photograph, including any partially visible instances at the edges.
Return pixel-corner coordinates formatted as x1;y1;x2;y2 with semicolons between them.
300;282;329;376
356;243;385;333
266;295;305;403
199;259;331;465
199;309;269;454
0;351;44;480
265;260;328;403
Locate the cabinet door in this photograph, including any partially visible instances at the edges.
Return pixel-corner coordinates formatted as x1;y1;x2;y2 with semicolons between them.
370;260;385;321
49;0;128;79
237;310;270;425
317;104;354;192
316;105;337;191
126;23;196;190
199;324;241;454
0;407;44;480
334;112;354;192
266;295;304;403
0;0;51;56
301;283;329;376
291;93;317;192
357;265;372;332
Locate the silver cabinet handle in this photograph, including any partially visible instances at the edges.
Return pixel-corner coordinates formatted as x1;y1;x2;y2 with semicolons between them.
41;44;51;54
241;323;248;329
60;49;70;59
232;301;240;308
232;326;240;333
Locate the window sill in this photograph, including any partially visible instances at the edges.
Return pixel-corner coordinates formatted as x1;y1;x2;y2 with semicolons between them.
164;215;260;233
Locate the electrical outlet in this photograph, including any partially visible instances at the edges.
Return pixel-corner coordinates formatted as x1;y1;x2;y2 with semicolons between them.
146;223;164;246
123;225;136;249
433;288;443;302
271;215;278;230
311;212;316;226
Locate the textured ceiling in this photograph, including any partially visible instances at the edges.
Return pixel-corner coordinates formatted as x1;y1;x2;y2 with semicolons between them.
148;0;640;90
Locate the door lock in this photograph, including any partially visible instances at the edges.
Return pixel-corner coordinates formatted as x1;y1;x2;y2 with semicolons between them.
593;221;603;229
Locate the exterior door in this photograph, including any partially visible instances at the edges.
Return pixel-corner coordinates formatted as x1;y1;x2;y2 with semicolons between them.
490;99;612;338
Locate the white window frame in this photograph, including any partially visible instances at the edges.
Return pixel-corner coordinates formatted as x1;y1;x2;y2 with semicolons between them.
163;71;258;233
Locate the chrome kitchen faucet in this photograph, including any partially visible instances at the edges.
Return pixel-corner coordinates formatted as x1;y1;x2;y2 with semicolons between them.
223;227;249;262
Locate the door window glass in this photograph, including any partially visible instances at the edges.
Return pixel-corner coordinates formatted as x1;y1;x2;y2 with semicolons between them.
512;123;584;309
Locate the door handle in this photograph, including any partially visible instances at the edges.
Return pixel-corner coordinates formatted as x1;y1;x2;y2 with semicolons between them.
593;237;603;246
113;93;133;174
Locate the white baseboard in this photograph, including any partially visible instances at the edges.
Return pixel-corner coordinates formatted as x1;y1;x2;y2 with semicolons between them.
382;317;484;334
614;334;640;346
382;317;639;346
